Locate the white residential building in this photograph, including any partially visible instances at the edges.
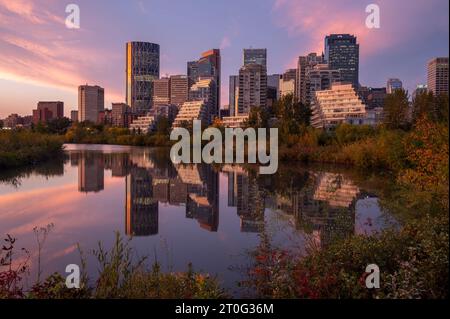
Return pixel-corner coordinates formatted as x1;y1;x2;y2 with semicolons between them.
130;115;155;134
173;101;208;127
221;115;249;128
311;83;367;129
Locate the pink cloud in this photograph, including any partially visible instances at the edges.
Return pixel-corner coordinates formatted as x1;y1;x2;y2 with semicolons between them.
0;0;124;109
270;0;439;69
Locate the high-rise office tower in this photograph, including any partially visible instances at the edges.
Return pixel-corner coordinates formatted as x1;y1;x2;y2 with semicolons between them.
229;75;239;116
243;48;267;68
386;78;403;94
296;53;325;104
427;57;449;95
170;75;189;106
237;63;267;114
126;41;160;114
187;49;221;120
152;77;171;107
78;85;104;123
324;34;359;88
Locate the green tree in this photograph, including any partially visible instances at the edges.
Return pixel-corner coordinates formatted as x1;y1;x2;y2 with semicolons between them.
47;117;72;135
383;89;410;130
156;115;170;136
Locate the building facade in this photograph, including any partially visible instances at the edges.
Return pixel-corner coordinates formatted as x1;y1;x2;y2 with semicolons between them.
189;78;216;125
187;49;221;120
311;83;367;129
387;78;403;94
32;101;64;124
296;53;325;104
112;103;132;127
324;34;359;88
243;48;267;68
427;57;449;96
126;42;160;114
173;101;208;127
170;75;189;107
78;85;104;123
237;63;267;114
152;77;171;107
306;64;341;102
229;75;239;117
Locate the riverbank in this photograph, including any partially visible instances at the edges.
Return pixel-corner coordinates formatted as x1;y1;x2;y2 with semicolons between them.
0;130;64;169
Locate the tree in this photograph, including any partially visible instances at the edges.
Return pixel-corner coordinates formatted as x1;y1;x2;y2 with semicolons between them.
383;89;410;130
47;117;72;135
156;115;170;136
272;94;312;143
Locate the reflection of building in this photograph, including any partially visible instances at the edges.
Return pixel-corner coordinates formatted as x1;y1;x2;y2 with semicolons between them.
234;172;265;233
185;164;219;232
78;152;104;193
125;167;158;236
295;172;359;248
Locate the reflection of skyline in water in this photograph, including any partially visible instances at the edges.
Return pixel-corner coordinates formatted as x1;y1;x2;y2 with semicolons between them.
0;145;395;294
68;149;372;246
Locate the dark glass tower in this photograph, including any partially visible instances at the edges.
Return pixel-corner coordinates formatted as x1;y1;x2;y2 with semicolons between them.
126;42;160;114
324;34;359;88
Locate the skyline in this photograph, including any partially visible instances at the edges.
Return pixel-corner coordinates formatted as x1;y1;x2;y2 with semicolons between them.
0;0;449;118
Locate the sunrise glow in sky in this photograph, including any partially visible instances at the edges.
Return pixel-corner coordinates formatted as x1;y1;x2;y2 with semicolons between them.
0;0;448;118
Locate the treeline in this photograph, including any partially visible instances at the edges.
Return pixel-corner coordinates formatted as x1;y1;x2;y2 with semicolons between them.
64;118;173;147
0;130;64;169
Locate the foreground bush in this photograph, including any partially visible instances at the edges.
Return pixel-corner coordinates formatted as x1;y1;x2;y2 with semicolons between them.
1;232;226;299
242;214;448;299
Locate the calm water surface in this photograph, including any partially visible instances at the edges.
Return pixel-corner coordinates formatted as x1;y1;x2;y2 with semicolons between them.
0;144;396;296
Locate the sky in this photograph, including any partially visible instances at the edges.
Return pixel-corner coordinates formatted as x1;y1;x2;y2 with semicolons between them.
0;0;448;118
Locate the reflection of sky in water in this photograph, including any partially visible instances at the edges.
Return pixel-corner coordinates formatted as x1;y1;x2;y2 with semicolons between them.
0;144;395;296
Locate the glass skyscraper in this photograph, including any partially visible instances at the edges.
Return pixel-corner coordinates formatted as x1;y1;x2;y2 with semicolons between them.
126;42;160;114
324;34;359;88
243;48;267;69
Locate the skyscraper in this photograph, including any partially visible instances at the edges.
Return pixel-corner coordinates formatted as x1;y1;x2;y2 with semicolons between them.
386;78;403;94
152;77;171;107
243;48;267;68
427;57;449;96
237;63;267;114
170;75;189;106
296;53;325;104
324;34;359;88
126;41;160;114
187;49;221;120
229;75;239;116
78;85;104;123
